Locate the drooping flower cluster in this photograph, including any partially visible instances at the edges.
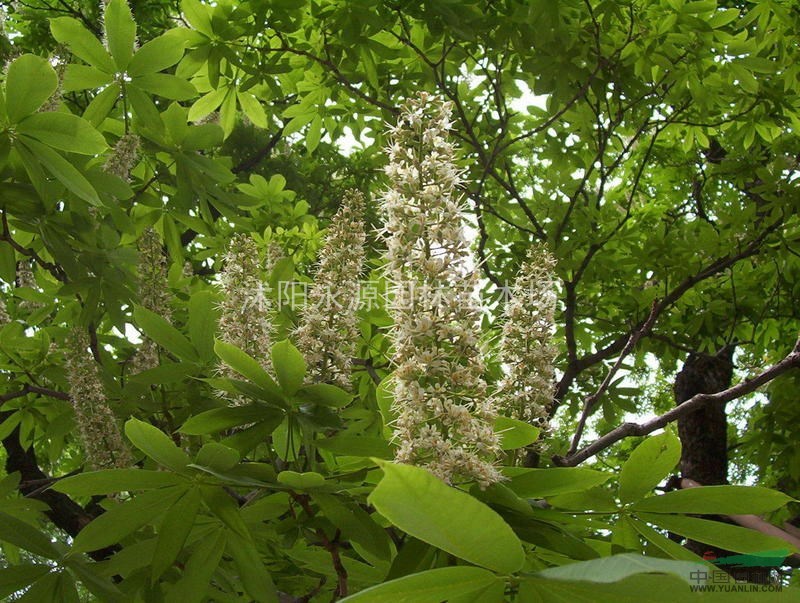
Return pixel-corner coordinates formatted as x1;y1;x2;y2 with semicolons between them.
495;245;557;428
64;328;132;469
16;261;42;313
218;235;273;384
295;191;366;389
382;93;502;487
132;228;171;373
103;133;140;181
0;298;9;325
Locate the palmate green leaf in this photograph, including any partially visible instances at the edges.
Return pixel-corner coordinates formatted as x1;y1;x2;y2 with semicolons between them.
128;31;188;76
194;443;240;472
104;0;136;70
226;532;278;603
638;513;797;555
630;485;795;515
62;64;113;92
339;566;502;603
179;405;282;435
134;305;199;362
4;55;58;122
296;383;353;408
627;518;707;562
0;511;60;559
536;553;705;584
16;136;100;205
151;487;201;582
165;527;226;603
15;571;61;603
200;486;249;539
17;112;107;155
0;564;53;599
237;90;268;128
618;431;681;504
83;83;121;127
214;340;283;396
64;558;125;602
495;416;540;450
271;339;306;395
504;467;612;499
188;87;228;122
188;290;219;362
312;492;393;561
50;18;115;73
70;486;185;554
52;468;185;496
125;418;191;472
277;470;325;490
134;73;197;100
368;461;525;574
315;435;393;459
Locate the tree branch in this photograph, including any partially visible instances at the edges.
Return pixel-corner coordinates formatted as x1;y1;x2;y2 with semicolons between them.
553;335;800;466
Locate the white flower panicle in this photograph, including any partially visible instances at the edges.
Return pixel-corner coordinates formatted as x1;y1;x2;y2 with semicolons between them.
132;228;171;373
295;190;366;390
218;234;273;381
382;93;502;488
65;328;132;469
103;133;140;181
0;298;9;325
16;261;42;313
496;245;557;428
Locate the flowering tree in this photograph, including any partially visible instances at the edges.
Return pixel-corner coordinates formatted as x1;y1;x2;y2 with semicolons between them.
1;1;800;601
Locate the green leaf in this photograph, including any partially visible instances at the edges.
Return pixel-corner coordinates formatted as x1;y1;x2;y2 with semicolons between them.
63;64;113;92
134;73;197;100
194;443;240;472
83;83;121;127
519;574;698;603
50;18;115;73
5;55;58;122
630;485;795;515
638;513;798;555
214;340;282;396
226;532;278;603
134;305;199;361
339;566;502;603
200;487;249;539
188;290;219;362
17;137;100;205
312;492;392;561
52;469;184;496
237;91;268;128
71;486;184;553
0;565;52;599
315;435;393;459
151;487;201;581
168;528;226;602
17;112;107;155
296;383;353;408
125;417;191;472
277;470;325;490
495;416;540;450
306;114;322;153
0;511;60;559
368;461;525;574
104;0;136;70
128;32;187;76
188;87;228;122
618;432;681;504
627;518;706;562
180;405;282;435
505;467;612;498
537;553;705;584
271;339;306;395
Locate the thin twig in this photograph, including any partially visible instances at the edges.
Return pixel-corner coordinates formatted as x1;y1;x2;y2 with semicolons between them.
554;336;800;466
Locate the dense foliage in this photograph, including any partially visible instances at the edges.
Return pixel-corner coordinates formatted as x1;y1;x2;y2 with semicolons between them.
0;0;799;601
